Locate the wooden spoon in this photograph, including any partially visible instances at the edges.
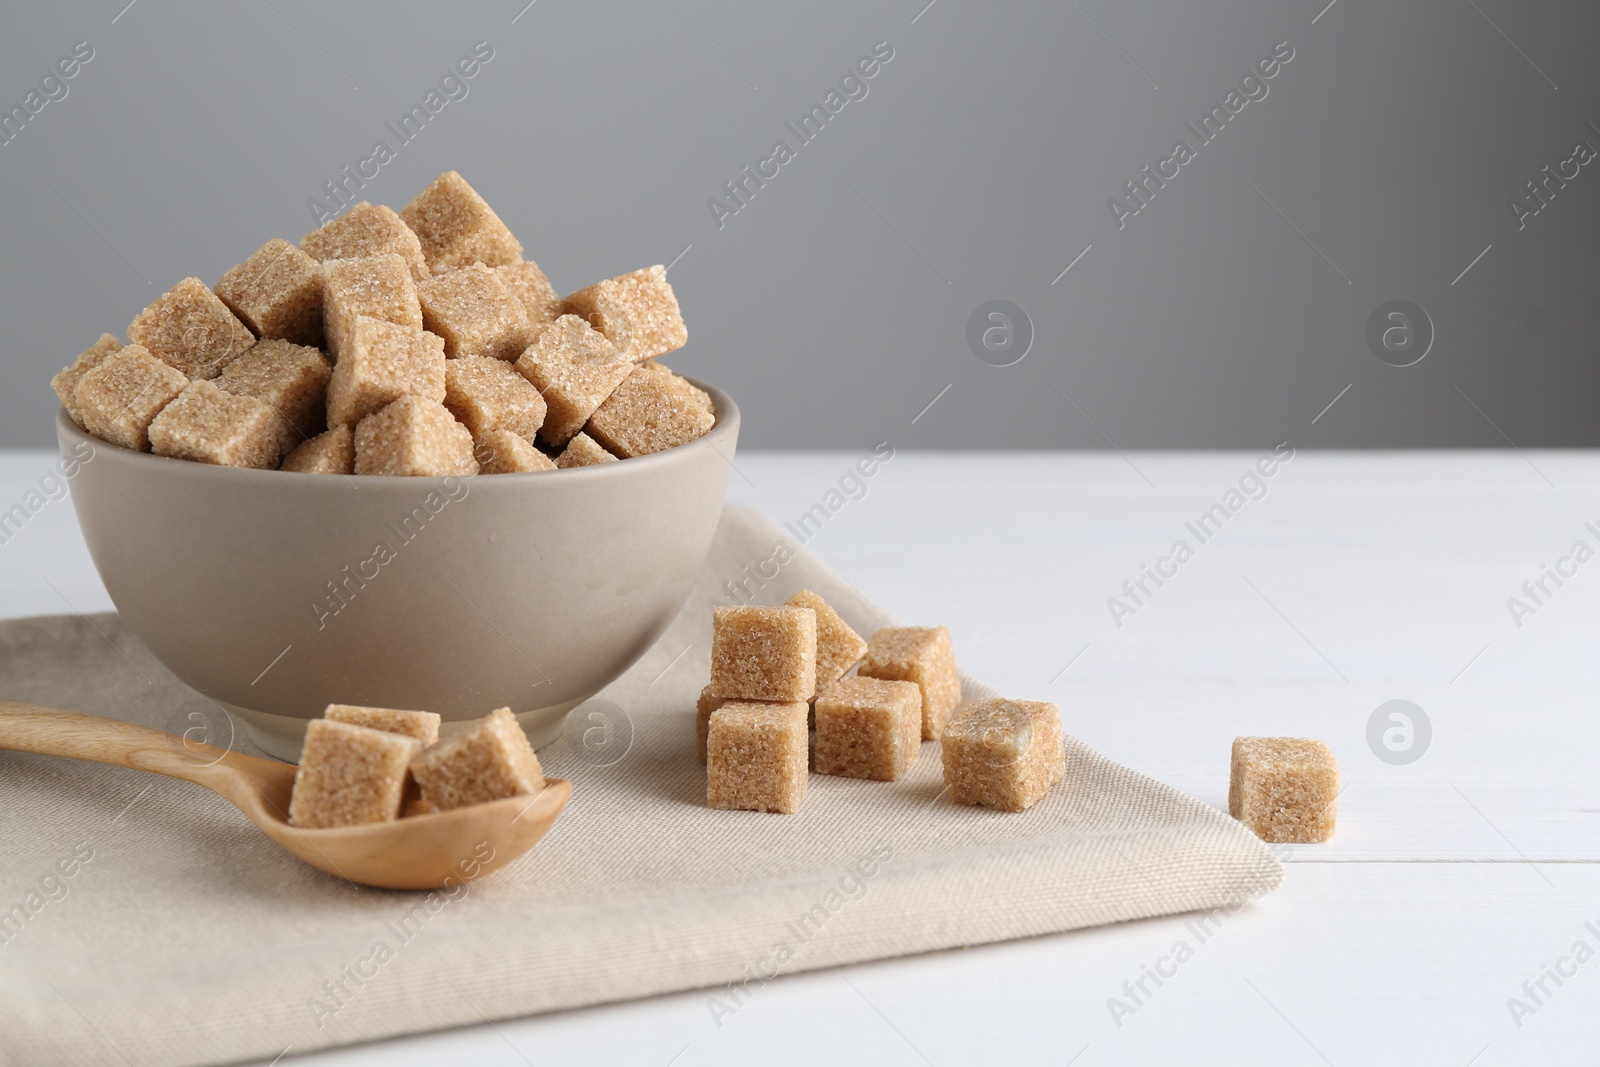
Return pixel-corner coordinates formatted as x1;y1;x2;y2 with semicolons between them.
0;699;571;891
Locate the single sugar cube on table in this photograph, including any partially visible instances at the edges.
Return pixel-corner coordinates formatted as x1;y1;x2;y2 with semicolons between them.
410;707;545;812
710;605;817;703
695;686;727;763
475;428;555;474
586;362;715;458
706;701;808;814
941;698;1065;813
400;170;523;271
814;676;922;782
785;589;867;693
354;396;477;477
300;202;429;284
289;719;421;828
418;264;532;361
443;354;546;442
321;253;424;362
515;315;632;447
281;425;354;474
128;277;255;379
859;626;962;740
560;265;687;362
324;703;441;746
214;339;331;453
1228;737;1338;843
51;334;123;427
74;345;190;451
325;318;446;427
214;238;325;347
556;432;617;468
495;261;560;332
148;381;283;469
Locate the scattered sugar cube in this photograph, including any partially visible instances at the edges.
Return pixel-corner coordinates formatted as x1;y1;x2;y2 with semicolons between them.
214;238;325;347
560;265;686;362
941;698;1065;813
51;334;122;427
417;264;532;361
214;339;331;453
128;277;255;379
496;261;559;331
786;589;867;693
281;425;354;474
1229;737;1339;843
706;701;808;814
74;345;190;451
710;605;817;703
354;395;476;477
326;318;446;427
400;171;523;271
288;719;421;828
443;354;546;441
409;707;544;811
859;627;962;740
695;686;727;763
324;703;441;746
514;314;632;446
585;362;714;458
556;432;617;469
148;380;283;469
814;676;922;781
475;428;555;474
300;202;429;283
320;253;424;362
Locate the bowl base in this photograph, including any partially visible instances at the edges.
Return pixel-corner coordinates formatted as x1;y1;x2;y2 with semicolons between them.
227;698;584;763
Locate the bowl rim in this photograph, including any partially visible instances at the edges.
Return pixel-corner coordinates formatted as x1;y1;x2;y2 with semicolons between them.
57;376;740;486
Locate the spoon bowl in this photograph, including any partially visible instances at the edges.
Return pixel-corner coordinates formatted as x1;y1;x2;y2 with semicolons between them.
0;699;570;890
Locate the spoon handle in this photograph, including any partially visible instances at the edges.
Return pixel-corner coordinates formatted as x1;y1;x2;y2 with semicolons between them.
0;698;245;788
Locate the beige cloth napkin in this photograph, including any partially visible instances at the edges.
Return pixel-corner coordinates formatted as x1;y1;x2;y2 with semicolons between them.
0;505;1280;1067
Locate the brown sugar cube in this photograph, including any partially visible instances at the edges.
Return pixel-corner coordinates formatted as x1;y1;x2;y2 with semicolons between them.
785;589;867;693
281;424;354;474
325;318;446;427
859;627;962;740
128;277;255;379
51;334;123;427
695;686;729;763
324;703;441;746
410;707;544;811
215;339;331;453
707;701;809;813
514;314;632;447
1229;737;1339;843
556;432;617;469
443;354;546;441
560;265;687;362
475;428;556;474
417;264;533;361
148;380;283;469
301;202;429;284
710;605;817;703
496;261;560;331
320;253;424;362
814;677;922;781
354;396;476;477
288;719;421;828
214;238;325;347
74;345;190;451
585;363;714;458
400;170;523;271
941;698;1065;813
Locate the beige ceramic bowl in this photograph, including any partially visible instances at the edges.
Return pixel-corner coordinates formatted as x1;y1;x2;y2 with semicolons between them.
57;383;738;761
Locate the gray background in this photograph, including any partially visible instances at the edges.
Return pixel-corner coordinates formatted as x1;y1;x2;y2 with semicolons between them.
1;0;1596;450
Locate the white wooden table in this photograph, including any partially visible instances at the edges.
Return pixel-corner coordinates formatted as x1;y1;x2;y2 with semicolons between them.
3;449;1596;1066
